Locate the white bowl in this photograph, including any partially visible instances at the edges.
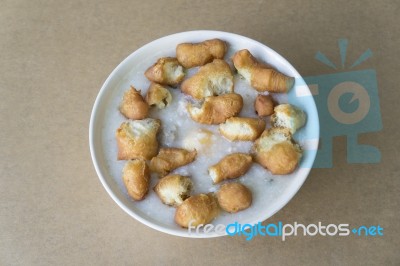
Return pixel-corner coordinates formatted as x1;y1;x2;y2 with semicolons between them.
89;30;319;238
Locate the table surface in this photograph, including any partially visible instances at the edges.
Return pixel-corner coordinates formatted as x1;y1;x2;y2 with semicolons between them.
1;0;399;265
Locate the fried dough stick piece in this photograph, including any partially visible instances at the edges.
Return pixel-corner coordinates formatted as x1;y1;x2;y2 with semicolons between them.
145;57;185;87
217;183;252;213
187;93;243;125
122;159;150;201
181;59;233;100
219;117;266;141
150;148;197;176
154;174;193;206
252;128;302;175
116;119;161;160
175;193;219;227
232;49;294;93
119;86;149;120
208;153;253;184
176;39;227;68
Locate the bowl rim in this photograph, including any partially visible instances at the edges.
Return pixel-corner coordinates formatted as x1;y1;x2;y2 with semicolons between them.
89;30;319;238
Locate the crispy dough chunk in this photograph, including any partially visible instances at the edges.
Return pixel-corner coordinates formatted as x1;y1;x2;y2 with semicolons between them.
208;153;253;184
219;117;266;141
181;59;233;100
154;174;193;206
217;183;252;213
254;94;274;116
119;86;149;119
187;93;243;125
252;127;302;175
122;159;150;201
150;148;197;176
115;119;161;160
145;83;172;109
232;49;294;93
176;39;227;68
145;57;185;86
271;103;306;134
175;193;219;228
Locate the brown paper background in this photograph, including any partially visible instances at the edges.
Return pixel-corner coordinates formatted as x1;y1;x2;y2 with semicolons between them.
1;0;399;265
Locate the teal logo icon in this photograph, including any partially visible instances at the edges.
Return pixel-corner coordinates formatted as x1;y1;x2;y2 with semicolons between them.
292;39;382;168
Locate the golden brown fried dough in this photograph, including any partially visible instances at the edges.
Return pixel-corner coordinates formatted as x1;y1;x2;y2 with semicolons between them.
119;86;149;119
271;103;306;134
154;174;193;206
122;159;150;201
181;59;233;100
145;83;172;109
145;57;185;86
187;93;243;124
150;148;197;176
217;183;252;213
176;39;227;68
219;117;266;141
232;49;294;93
208;153;253;184
252;127;302;175
175;193;219;227
254;94;274;116
115;118;161;160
